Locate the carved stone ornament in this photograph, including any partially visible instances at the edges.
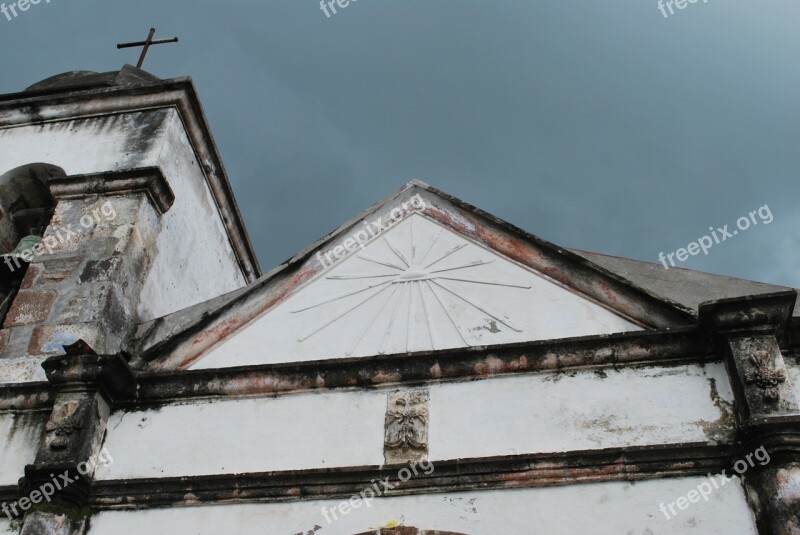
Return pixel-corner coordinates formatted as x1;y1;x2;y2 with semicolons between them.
45;403;84;451
45;417;83;451
745;350;786;402
384;390;429;463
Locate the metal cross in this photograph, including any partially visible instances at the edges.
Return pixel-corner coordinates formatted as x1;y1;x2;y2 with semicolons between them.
117;28;179;69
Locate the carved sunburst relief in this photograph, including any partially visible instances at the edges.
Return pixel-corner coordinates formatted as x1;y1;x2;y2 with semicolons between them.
291;215;531;355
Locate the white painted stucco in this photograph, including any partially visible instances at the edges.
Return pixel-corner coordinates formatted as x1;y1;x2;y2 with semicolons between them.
0;112;165;176
429;362;735;459
96;363;733;479
0;411;46;486
86;477;756;535
194;214;641;369
136;110;247;321
95;390;386;480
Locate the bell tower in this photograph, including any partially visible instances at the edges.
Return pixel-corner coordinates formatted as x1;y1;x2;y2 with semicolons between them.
0;65;260;383
0;65;261;535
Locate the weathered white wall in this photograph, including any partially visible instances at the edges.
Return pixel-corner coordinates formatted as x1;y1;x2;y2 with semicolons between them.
194;214;641;369
0;112;166;175
86;478;756;535
0;518;13;533
429;362;735;459
136;110;247;321
95;391;386;480
0;411;46;486
96;363;733;479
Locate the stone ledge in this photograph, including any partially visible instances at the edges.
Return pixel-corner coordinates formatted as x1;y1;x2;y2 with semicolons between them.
48;167;174;215
89;442;732;510
699;290;797;334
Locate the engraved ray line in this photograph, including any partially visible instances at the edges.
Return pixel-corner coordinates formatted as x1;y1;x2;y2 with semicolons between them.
384;236;410;268
410;216;416;266
347;284;400;356
326;273;400;280
431;279;522;332
417;228;443;267
429;259;494;274
296;223;528;351
380;283;408;355
290;280;394;313
424;280;469;346
357;253;405;271
436;276;531;289
298;284;393;342
423;243;468;269
418;281;437;351
406;279;416;353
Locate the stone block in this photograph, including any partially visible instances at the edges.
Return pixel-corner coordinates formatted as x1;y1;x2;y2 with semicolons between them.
5;290;56;326
28;324;99;356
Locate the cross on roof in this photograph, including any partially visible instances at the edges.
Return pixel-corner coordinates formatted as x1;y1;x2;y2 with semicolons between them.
117;28;179;69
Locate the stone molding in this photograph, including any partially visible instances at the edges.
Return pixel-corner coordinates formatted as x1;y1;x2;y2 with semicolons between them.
0;326;711;410
89;442;731;510
699;291;796;335
48;167;174;215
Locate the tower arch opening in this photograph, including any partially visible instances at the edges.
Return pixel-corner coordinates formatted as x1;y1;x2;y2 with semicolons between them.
0;163;65;325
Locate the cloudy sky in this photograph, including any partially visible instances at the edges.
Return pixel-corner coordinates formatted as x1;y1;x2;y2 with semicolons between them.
1;0;797;287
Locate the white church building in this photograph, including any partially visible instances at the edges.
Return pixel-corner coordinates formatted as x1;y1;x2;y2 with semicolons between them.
0;67;798;535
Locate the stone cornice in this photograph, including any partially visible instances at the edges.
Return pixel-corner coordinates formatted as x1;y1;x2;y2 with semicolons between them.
0;382;52;411
133;327;711;405
41;353;135;402
89;443;731;510
1;291;796;411
737;417;800;454
48;167;175;215
699;290;796;334
0;326;710;411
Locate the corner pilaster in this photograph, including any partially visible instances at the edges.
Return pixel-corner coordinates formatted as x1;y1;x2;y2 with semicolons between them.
16;344;134;535
700;291;800;535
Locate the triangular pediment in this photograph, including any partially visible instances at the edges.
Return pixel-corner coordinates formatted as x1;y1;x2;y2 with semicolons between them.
192;213;644;368
138;181;694;371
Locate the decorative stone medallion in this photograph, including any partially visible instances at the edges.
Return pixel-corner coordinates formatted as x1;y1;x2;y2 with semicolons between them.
44;401;85;451
745;350;787;402
384;390;429;464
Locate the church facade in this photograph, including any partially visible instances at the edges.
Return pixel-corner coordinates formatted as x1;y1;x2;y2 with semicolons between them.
0;67;798;535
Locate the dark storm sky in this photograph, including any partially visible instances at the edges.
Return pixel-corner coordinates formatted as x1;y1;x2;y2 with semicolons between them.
1;0;797;287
